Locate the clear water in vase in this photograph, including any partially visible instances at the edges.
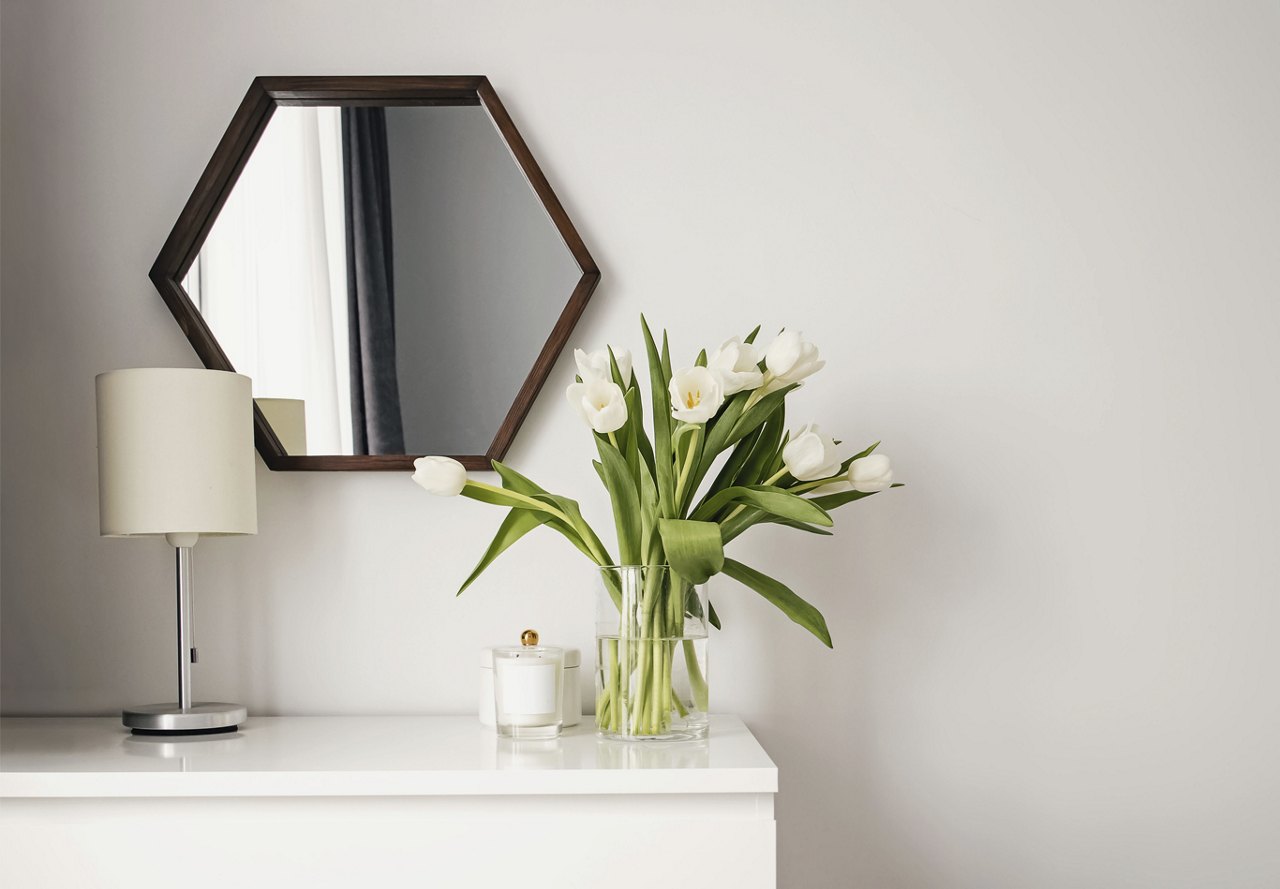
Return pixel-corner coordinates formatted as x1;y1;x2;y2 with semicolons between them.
595;566;710;741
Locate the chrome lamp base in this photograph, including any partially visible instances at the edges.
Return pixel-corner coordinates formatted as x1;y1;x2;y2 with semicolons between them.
122;540;247;736
123;702;247;735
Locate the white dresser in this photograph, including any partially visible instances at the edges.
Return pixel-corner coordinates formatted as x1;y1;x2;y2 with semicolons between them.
0;715;777;888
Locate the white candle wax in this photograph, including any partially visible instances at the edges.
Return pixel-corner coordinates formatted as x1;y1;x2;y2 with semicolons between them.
493;647;563;735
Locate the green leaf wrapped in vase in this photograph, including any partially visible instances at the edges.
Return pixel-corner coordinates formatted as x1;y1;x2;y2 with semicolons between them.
412;317;903;740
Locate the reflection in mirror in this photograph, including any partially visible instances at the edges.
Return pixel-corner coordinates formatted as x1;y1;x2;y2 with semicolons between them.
184;104;581;457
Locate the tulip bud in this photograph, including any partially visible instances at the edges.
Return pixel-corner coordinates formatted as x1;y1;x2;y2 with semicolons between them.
574;347;633;386
761;330;825;395
566;378;628;434
710;337;764;396
848;454;893;493
669;366;726;424
781;425;842;481
412;456;468;496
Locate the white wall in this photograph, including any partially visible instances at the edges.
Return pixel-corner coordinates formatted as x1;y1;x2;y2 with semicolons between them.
3;2;1278;886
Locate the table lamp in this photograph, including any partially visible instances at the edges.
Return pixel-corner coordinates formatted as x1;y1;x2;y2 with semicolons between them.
96;368;257;734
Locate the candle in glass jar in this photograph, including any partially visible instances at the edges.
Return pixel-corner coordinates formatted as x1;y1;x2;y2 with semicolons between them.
480;646;581;728
492;645;564;740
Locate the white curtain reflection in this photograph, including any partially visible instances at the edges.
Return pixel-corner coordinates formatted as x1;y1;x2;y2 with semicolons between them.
186;107;353;455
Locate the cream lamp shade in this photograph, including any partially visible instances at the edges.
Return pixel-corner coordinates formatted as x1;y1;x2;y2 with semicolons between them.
96;368;257;539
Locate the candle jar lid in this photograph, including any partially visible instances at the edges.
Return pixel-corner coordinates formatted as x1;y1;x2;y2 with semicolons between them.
481;646;579;667
491;645;564;661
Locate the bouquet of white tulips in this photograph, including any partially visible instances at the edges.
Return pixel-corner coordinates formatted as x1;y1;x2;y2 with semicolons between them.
414;317;900;737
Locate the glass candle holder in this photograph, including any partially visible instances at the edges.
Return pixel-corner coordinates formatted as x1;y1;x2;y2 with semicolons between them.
492;645;564;740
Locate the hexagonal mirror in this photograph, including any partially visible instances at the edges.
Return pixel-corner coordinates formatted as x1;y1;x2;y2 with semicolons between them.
151;77;598;470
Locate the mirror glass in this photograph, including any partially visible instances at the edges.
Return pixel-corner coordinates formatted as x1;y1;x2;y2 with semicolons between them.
183;104;581;456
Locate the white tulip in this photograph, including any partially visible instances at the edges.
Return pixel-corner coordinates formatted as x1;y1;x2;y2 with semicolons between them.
781;425;843;481
669;366;725;424
412;456;468;496
566;377;628;434
574;346;633;386
848;454;894;493
761;330;825;394
709;337;764;396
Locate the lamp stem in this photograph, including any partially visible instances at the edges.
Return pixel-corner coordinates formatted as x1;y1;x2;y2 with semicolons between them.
122;530;242;734
175;545;195;712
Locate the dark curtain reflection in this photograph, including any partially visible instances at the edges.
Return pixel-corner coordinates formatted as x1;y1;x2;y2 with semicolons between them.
341;108;405;455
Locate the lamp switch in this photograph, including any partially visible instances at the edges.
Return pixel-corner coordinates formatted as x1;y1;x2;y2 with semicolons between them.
190;647;199;664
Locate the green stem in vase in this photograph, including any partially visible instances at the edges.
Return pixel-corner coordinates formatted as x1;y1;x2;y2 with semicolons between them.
671;670;689;719
661;640;673;723
607;639;620;732
631;640;648;734
649;638;661;732
684;639;709;712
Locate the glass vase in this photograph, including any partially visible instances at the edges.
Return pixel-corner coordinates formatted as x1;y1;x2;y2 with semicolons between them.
595;565;710;741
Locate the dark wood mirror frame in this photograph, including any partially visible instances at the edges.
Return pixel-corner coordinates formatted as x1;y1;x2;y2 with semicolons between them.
150;76;600;471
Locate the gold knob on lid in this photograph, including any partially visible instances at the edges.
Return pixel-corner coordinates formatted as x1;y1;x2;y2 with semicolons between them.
520;629;539;647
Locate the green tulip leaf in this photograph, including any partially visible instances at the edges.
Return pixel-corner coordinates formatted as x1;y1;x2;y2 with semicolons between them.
700;424;763;502
722;558;832;647
596;438;642;564
457;509;549;596
486;461;611;564
627;376;656;476
691;484;832;526
658;518;725;584
641;315;675;516
768;518;835;535
808;489;878;510
727;383;799;447
540;492;612;565
693;392;749;485
461;484;551;511
736;403;787;485
491;461;549;497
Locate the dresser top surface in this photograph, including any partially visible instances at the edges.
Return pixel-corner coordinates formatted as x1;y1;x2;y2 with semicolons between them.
0;715;776;798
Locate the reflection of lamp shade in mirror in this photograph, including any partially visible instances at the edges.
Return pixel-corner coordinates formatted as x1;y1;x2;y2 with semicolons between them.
255;398;307;455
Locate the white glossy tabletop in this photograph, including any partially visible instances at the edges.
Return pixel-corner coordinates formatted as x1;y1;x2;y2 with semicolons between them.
0;715;776;798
